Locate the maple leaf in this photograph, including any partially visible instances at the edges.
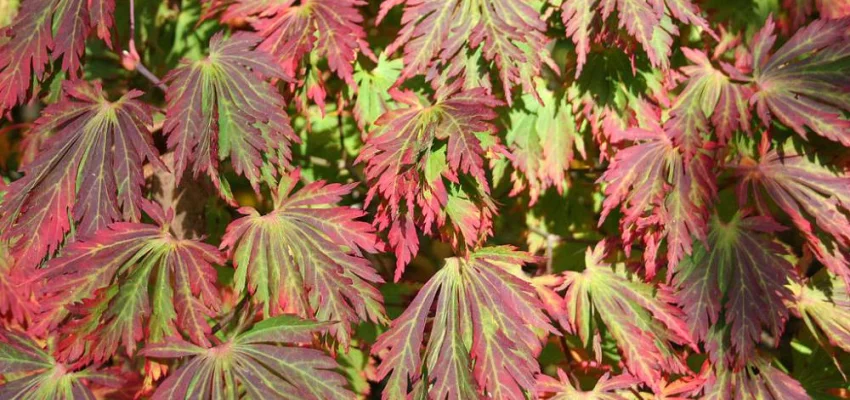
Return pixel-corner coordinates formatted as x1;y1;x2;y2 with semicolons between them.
0;81;162;270
377;0;553;100
788;272;850;353
32;201;225;364
736;142;850;288
785;0;850;30
0;330;123;399
670;48;751;150
141;315;353;400
356;88;504;279
673;212;795;368
220;170;386;348
598;105;716;276
0;0;115;112
701;359;809;399
504;81;586;204
560;0;713;75
371;246;556;399
536;370;640;399
0;241;34;325
221;0;369;103
559;241;694;390
750;17;850;145
163;31;298;202
351;54;403;130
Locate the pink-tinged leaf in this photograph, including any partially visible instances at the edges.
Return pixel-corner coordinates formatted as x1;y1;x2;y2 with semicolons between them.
371;246;555;399
163;32;298;201
356;89;503;279
220;170;386;348
788;272;850;353
32;202;224;364
0;0;115;112
0;242;35;325
142;315;353;400
673;213;795;368
736;143;850;287
751;17;850;145
222;0;367;87
701;359;809;400
561;0;713;74
379;0;552;99
599;108;716;276
673;48;752;148
0;330;122;399
537;370;640;399
559;241;694;391
0;81;162;270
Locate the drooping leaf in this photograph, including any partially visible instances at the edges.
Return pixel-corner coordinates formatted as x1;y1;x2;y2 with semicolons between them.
356;88;504;279
32;201;224;364
736;142;850;288
220;170;386;348
0;330;123;399
559;241;694;390
751;17;850;145
163;31;298;202
673;212;795;368
536;370;640;399
0;0;115;112
377;0;553;99
371;246;556;399
0;81;162;270
141;315;353;400
560;0;712;75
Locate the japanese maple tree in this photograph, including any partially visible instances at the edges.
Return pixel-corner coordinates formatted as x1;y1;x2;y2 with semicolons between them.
1;0;850;398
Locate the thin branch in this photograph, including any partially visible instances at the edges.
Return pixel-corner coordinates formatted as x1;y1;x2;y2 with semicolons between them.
124;0;167;92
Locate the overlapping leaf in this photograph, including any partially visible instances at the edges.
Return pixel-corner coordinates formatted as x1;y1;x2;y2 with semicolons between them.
371;247;555;399
560;0;712;75
504;81;586;204
0;81;162;269
220;170;386;348
599;102;716;275
32;201;224;364
0;0;114;112
356;88;503;279
536;370;639;399
351;55;403;129
378;0;552;99
669;48;751;152
788;272;850;353
220;0;369;108
673;213;794;367
701;358;809;399
164;31;298;202
736;142;850;287
141;315;352;400
559;241;694;390
0;331;122;399
751;17;850;145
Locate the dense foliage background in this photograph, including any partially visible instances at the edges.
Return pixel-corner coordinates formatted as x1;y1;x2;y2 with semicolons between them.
1;0;850;398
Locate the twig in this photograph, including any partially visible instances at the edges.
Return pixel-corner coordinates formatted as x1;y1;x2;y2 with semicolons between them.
124;0;167;92
210;295;251;336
